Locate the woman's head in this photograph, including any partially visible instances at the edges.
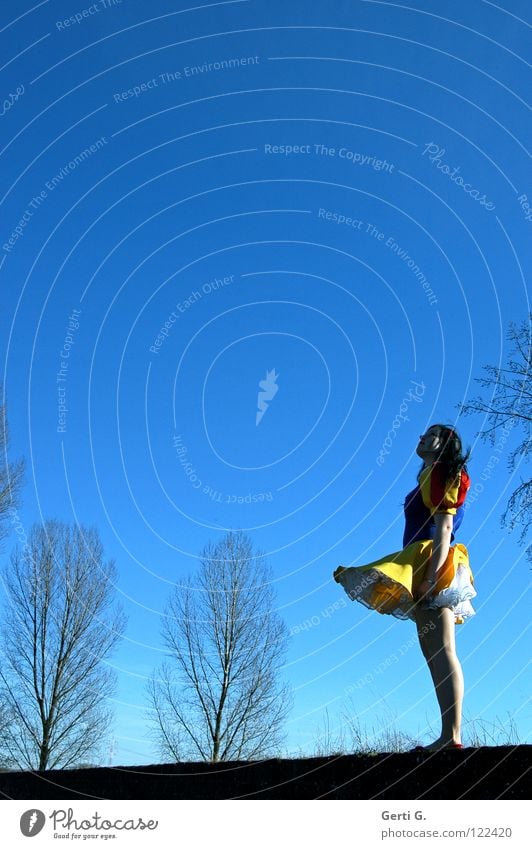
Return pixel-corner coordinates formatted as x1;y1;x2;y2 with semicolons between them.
417;424;470;479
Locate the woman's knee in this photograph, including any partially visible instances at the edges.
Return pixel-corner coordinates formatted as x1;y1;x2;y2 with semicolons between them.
415;609;439;657
437;607;457;652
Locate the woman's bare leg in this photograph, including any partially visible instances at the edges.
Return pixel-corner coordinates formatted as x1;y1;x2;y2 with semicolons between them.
414;606;464;747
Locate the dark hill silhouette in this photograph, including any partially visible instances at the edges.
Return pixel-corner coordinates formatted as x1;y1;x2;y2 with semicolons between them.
0;746;530;799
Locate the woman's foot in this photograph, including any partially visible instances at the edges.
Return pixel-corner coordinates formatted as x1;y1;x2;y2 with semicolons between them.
415;737;463;752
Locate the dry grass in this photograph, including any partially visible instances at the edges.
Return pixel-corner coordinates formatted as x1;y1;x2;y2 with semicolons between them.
301;707;524;757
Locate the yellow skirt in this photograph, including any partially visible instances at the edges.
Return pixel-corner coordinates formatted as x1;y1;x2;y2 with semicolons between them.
333;540;476;624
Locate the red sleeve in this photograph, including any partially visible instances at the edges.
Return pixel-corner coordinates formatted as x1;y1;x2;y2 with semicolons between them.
420;462;470;515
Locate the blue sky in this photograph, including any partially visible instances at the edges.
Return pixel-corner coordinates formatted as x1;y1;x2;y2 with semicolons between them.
1;0;530;766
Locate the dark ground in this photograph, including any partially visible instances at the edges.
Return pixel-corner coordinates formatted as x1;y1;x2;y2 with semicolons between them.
0;745;530;799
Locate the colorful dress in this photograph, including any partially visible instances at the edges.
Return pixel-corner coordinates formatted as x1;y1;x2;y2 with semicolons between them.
334;462;477;624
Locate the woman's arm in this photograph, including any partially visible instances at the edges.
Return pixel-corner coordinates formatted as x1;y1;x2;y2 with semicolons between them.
414;513;453;602
426;512;453;582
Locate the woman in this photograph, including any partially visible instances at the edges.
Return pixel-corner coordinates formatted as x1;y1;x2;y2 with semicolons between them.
333;424;476;752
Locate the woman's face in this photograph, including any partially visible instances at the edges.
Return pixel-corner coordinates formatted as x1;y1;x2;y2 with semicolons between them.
416;427;442;460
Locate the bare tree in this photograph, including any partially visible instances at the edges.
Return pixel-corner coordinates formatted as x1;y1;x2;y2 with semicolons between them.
0;389;24;543
0;389;25;766
148;530;292;762
458;314;531;559
0;521;126;770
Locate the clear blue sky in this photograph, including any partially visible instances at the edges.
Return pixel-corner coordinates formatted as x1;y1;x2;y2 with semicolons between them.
1;0;530;765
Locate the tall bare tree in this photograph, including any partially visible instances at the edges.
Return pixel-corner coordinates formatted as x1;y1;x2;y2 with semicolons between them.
0;389;25;765
0;389;24;543
148;530;291;762
459;314;531;559
0;521;126;770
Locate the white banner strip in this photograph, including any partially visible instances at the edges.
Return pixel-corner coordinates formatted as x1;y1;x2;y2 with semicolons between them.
1;799;526;847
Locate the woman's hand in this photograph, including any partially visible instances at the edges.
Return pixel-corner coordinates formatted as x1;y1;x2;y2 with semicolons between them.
413;578;437;603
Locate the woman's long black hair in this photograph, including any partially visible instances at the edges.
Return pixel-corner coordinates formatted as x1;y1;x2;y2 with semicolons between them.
418;424;471;482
